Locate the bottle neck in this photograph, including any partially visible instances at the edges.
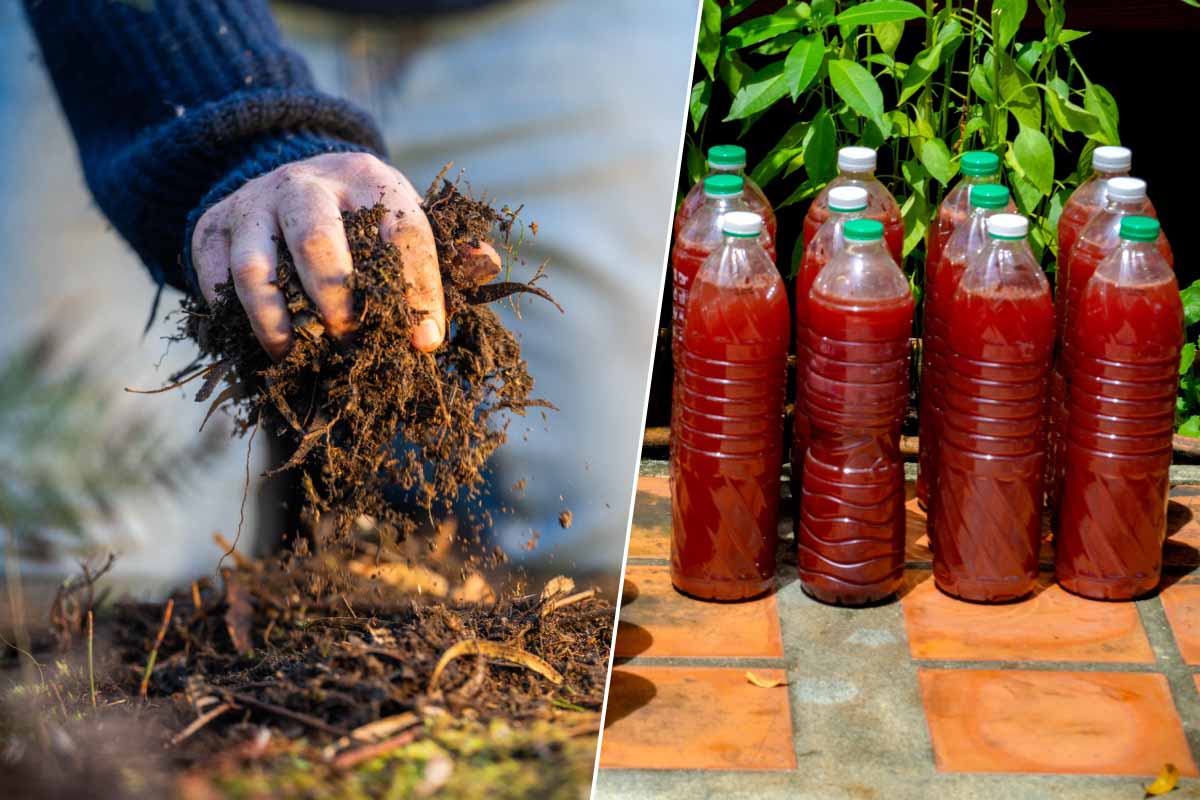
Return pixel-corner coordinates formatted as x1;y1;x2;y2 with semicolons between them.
708;163;746;177
1094;167;1130;181
1103;195;1144;213
961;172;1000;186
840;168;876;180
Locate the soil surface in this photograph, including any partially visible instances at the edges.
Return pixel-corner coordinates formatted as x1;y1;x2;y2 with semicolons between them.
2;175;611;798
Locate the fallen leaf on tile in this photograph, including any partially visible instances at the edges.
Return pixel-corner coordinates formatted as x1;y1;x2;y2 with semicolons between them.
1145;763;1179;797
745;671;788;688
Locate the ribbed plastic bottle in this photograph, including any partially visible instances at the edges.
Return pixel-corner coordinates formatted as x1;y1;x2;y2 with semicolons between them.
798;218;914;605
1048;177;1172;508
803;147;904;265
671;211;790;601
675;144;777;242
1056;216;1181;600
932;214;1054;602
924;151;1004;278
919;185;1014;523
792;185;870;495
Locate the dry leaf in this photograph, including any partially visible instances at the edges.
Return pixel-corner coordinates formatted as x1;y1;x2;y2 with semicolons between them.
428;639;563;692
745;671;788;688
223;578;254;656
1145;763;1180;797
348;560;449;597
540;575;575;602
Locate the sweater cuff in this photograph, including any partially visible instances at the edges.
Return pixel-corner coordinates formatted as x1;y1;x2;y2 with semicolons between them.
182;131;381;297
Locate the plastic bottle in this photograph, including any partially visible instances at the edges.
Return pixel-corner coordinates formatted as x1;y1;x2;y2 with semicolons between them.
925;151;1004;278
1056;216;1181;600
919;184;1013;521
792;185;870;494
931;214;1054;602
798;218;914;605
1048;177;1172;508
803;147;904;266
671;211;789;601
675;144;777;242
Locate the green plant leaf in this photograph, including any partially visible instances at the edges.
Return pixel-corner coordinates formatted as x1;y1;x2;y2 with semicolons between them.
828;59;890;135
719;48;752;96
725;0;763;16
873;21;904;55
754;31;803;55
751;121;809;187
697;0;722;79
991;0;1028;49
804;107;839;184
784;34;824;100
899;20;963;104
1180;415;1200;438
1182;343;1197;376
725;5;806;49
1016;40;1044;74
1043;86;1101;138
918;137;956;186
835;0;925;28
811;0;837;28
725;61;789;121
1058;29;1089;44
1182;280;1200;327
1011;128;1054;195
779;178;819;209
969;63;995;104
1084;83;1120;143
997;53;1041;130
685;139;706;188
689;79;712;132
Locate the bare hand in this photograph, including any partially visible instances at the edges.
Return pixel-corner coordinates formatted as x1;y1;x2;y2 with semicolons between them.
191;152;499;360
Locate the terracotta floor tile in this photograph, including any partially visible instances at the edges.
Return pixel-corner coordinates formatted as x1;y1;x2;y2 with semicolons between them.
627;476;671;559
599;666;796;771
902;571;1153;663
1164;493;1200;568
615;565;783;658
919;669;1197;776
1161;582;1200;664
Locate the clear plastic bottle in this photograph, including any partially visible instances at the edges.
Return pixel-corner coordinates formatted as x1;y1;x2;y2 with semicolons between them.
798;218;914;606
1048;177;1172;510
1057;216;1181;600
919;184;1013;522
675;144;777;242
671;211;790;601
803;147;904;265
932;214;1054;602
792;185;870;495
925;151;1004;279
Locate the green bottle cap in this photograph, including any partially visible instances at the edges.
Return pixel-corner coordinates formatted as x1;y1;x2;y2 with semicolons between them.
708;144;747;167
844;218;885;242
1120;215;1160;242
960;151;1001;177
970;184;1010;209
703;174;744;197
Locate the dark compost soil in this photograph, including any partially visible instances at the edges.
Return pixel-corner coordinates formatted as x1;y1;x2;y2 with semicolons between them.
1;176;612;799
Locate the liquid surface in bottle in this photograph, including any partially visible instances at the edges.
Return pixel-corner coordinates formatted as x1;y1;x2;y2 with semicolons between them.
1057;257;1181;600
676;170;778;242
671;238;789;601
932;273;1054;602
798;245;913;606
804;175;904;265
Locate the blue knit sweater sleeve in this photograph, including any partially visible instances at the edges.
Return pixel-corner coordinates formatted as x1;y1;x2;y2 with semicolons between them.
22;0;386;293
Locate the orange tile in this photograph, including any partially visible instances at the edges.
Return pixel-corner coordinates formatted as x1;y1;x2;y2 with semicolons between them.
919;669;1197;776
615;565;783;658
902;571;1154;663
599;666;796;771
628;476;671;559
1161;582;1200;664
1164;494;1200;568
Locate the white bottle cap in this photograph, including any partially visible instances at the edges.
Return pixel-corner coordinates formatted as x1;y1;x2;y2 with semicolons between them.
987;213;1028;240
1092;146;1132;173
838;146;877;172
722;211;763;237
1105;176;1146;202
828;185;869;212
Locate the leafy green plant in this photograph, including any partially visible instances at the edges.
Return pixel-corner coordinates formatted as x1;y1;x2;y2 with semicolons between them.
1178;279;1200;436
688;0;1120;279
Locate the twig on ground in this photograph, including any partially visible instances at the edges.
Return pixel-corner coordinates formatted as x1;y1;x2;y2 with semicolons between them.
168;702;236;748
87;610;96;708
139;598;175;698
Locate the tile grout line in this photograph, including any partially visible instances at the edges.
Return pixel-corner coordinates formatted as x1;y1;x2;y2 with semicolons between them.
1134;594;1200;765
613;655;790;669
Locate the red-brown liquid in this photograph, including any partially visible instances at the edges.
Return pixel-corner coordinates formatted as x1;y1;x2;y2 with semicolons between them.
1056;274;1181;599
798;293;913;605
671;264;790;600
932;284;1054;602
672;237;778;351
805;205;904;267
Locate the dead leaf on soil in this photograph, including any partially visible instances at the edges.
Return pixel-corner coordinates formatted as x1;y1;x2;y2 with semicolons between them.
428;639;564;692
223;577;254;656
1145;763;1180;797
745;671;788;688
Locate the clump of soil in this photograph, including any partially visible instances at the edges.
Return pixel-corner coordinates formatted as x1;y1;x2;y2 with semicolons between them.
180;172;557;543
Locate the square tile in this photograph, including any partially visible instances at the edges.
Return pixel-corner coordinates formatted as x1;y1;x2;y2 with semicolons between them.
628;476;671;559
1161;582;1200;664
615;565;783;659
919;669;1197;776
902;571;1154;663
1164;492;1200;568
599;666;796;771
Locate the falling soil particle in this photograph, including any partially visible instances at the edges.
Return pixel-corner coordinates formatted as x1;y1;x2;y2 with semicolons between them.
558;510;573;529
